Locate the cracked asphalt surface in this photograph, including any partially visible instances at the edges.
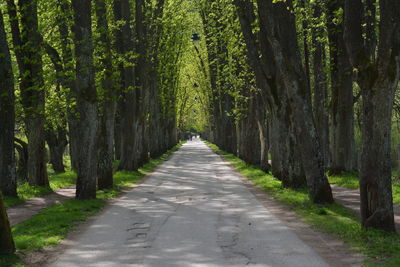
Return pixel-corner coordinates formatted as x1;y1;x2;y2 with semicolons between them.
51;140;329;267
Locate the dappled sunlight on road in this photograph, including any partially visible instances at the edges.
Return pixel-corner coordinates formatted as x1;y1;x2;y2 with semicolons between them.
51;141;328;267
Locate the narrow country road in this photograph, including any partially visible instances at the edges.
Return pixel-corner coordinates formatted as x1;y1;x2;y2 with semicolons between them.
51;141;329;267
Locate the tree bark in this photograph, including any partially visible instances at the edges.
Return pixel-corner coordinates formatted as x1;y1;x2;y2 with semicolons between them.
0;9;17;197
14;138;28;184
115;0;139;171
0;192;15;254
45;127;68;173
43;43;69;174
238;97;261;165
259;0;333;203
72;0;99;199
326;0;355;173
7;0;49;187
235;0;307;189
256;98;270;172
57;0;79;171
135;0;146;166
95;0;117;190
344;0;399;231
312;2;330;168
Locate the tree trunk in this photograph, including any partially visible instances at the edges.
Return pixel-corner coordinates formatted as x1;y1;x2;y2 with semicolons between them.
98;106;115;189
115;0;139;171
68;120;79;171
14;138;28;184
95;0;116;190
256;100;270;172
344;0;399;231
359;80;397;231
45;127;68;173
26;119;49;186
0;9;17;197
57;0;79;171
327;0;355;173
135;0;150;166
0;192;15;254
259;0;333;203
286;126;307;189
312;2;330;168
114;104;122;161
72;0;99;199
43;43;69;174
7;0;49;187
238;98;261;165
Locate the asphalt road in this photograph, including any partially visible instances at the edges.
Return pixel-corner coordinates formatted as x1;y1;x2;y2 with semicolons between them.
51;140;329;267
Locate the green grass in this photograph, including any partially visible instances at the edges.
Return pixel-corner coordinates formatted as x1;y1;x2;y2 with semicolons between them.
206;142;400;266
1;143;182;267
328;172;360;189
328;172;400;206
4;171;77;208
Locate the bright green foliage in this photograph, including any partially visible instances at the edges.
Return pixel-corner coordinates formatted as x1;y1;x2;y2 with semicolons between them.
174;0;255;135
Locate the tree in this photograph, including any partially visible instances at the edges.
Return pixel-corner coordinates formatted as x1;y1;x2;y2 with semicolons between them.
95;0;117;189
72;0;99;199
257;0;333;203
0;8;17;197
327;0;356;174
43;42;69;174
0;192;15;254
344;0;400;231
311;1;330;168
115;0;139;171
6;0;49;187
56;0;80;171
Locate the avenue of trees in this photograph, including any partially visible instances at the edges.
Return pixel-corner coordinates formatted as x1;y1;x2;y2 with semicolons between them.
0;0;399;255
186;0;399;232
0;0;188;252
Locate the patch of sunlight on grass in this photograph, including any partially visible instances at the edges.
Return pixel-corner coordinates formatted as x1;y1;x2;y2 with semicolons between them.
328;172;359;189
5;170;77;208
12;199;105;251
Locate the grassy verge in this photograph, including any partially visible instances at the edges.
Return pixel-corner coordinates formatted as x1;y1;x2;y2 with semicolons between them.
206;142;400;266
1;142;182;267
328;173;400;206
4;171;77;208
